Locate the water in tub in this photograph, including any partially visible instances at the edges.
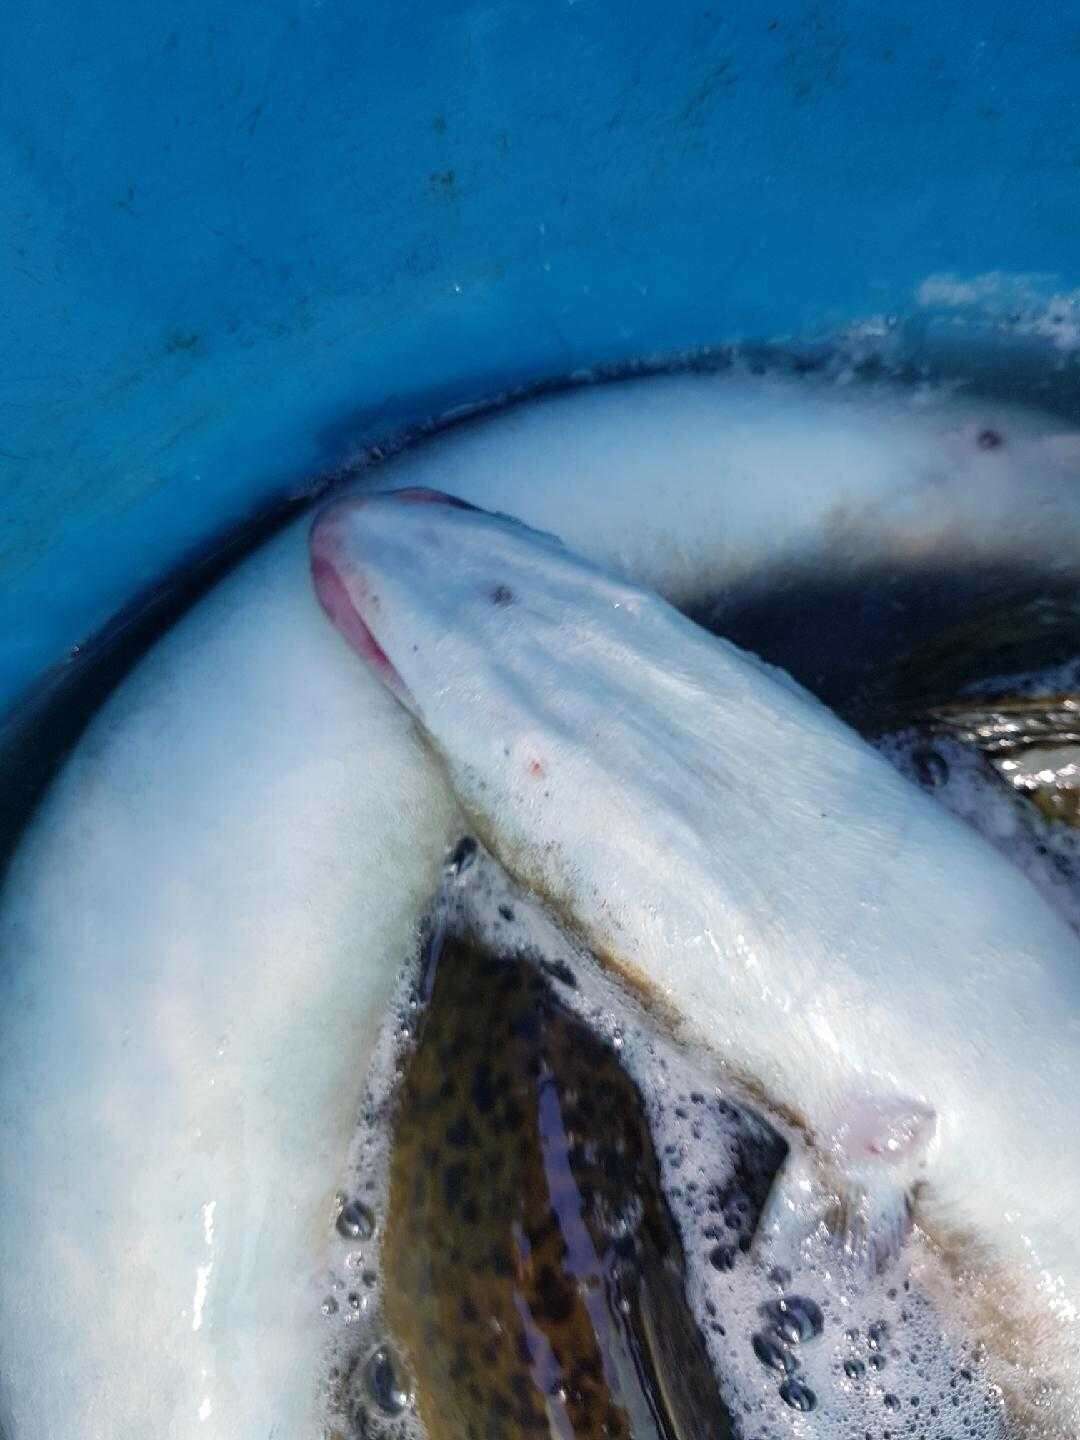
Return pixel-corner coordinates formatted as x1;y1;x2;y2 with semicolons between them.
1;354;1079;1439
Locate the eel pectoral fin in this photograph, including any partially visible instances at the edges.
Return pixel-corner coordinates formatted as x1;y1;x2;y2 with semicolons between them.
755;1095;937;1276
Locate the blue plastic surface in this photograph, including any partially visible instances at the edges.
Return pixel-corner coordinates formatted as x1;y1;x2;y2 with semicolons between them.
2;0;1079;713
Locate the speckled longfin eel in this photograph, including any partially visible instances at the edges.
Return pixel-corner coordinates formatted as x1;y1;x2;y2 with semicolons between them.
381;919;733;1440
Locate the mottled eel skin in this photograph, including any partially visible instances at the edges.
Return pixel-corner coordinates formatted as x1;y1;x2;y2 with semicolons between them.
381;919;731;1440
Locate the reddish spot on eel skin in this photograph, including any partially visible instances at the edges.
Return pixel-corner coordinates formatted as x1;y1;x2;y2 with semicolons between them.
528;759;545;779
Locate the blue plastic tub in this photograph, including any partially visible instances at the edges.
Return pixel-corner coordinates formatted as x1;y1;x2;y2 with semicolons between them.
3;0;1080;714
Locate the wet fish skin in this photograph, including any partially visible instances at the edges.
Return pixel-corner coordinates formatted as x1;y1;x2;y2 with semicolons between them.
379;916;731;1440
309;488;1080;1434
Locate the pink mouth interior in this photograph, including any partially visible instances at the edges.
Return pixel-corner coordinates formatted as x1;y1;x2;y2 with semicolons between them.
310;546;410;704
310;488;476;704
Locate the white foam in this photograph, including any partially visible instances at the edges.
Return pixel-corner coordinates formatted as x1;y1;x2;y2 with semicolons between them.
916;271;1080;355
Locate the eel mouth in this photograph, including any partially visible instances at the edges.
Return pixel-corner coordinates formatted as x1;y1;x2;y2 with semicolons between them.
308;494;417;708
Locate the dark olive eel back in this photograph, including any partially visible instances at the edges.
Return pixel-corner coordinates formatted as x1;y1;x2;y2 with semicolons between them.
381;929;732;1440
